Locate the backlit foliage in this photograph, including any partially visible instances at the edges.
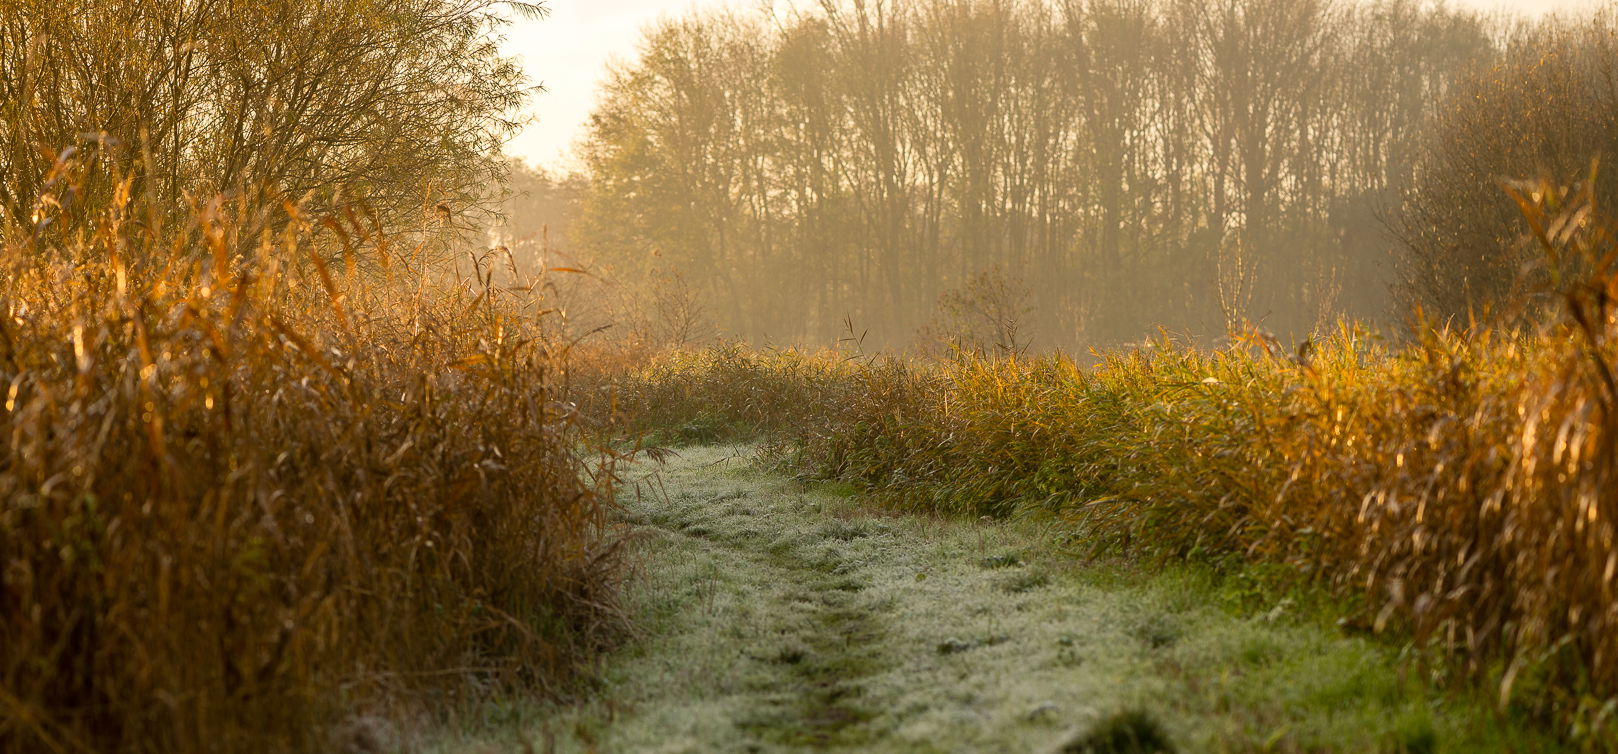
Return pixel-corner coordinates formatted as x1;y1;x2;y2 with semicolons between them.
0;3;622;751
0;144;620;754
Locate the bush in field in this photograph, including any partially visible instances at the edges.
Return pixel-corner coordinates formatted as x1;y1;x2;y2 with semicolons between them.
1398;11;1618;321
915;266;1034;359
0;152;620;753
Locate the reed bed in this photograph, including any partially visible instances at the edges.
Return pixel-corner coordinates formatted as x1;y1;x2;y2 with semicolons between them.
612;179;1618;743
594;342;872;445
0;153;620;753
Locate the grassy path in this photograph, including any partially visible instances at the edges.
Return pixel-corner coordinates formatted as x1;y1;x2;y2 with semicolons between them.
435;445;1554;753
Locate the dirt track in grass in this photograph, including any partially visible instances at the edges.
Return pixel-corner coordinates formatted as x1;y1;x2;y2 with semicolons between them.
433;445;1557;754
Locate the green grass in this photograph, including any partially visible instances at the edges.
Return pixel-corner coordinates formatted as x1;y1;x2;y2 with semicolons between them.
431;446;1560;753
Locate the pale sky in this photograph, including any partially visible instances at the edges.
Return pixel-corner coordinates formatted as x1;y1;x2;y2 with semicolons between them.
498;0;1606;170
500;0;729;170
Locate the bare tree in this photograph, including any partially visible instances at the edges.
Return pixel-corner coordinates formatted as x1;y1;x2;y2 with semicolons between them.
573;0;1501;352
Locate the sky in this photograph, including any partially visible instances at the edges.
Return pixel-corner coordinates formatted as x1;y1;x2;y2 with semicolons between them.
498;0;1606;170
499;0;727;170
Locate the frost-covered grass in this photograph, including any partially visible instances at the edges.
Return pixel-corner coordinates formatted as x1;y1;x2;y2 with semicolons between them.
434;446;1557;753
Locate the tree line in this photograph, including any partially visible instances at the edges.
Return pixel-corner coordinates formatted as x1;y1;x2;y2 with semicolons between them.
565;0;1508;351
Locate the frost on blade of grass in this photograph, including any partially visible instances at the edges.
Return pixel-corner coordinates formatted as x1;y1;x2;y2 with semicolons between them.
431;446;1564;754
1057;709;1175;753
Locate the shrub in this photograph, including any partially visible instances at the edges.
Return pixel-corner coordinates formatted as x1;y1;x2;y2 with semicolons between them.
1397;11;1618;321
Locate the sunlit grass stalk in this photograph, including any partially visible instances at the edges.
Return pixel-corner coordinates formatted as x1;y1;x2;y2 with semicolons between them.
1;155;621;754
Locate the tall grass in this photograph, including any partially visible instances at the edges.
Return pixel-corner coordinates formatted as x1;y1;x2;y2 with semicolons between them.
0;153;620;753
592;342;874;445
610;176;1618;742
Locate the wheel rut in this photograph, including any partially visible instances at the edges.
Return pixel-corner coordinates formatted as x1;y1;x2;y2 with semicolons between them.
695;495;893;747
429;444;1562;754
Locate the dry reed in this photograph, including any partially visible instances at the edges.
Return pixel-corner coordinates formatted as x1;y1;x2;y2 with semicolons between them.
0;149;621;753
